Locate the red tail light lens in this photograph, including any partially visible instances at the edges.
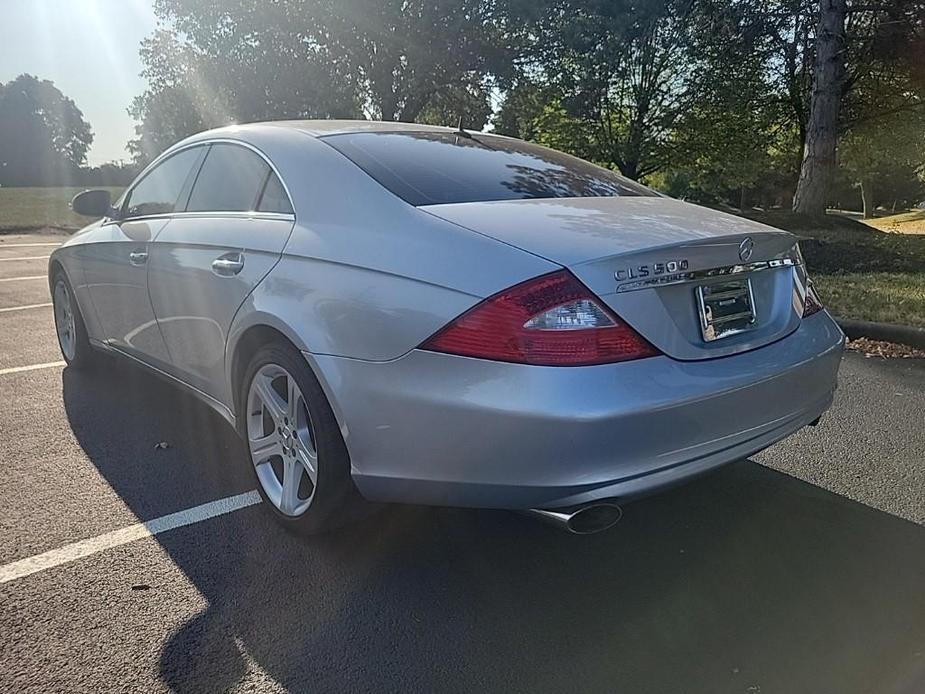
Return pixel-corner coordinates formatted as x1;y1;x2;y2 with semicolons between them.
422;270;660;366
803;281;824;317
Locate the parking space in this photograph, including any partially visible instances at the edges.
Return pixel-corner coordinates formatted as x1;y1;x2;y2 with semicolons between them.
1;230;924;693
0;257;52;280
0;280;52;310
0;302;61;370
0;237;60;310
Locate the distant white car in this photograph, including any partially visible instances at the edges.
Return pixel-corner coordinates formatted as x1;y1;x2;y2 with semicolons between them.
52;121;843;534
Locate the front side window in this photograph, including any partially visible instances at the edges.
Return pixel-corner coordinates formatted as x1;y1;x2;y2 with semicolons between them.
186;144;270;212
122;147;202;218
322;131;655;206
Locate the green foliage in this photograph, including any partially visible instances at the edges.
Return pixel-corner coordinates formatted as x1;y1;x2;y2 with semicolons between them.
131;0;512;164
504;0;701;179
417;80;493;130
0;75;94;186
125;0;925;208
838;84;925;215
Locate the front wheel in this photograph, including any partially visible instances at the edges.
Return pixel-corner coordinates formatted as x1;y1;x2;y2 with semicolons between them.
240;341;366;534
51;271;94;368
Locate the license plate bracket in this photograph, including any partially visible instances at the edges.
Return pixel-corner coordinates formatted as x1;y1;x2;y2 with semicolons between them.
696;278;756;342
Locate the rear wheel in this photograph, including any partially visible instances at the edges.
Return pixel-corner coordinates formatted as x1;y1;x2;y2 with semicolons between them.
51;271;94;368
240;341;364;534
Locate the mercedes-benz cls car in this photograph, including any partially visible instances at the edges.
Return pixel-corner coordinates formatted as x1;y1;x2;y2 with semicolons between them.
50;121;844;534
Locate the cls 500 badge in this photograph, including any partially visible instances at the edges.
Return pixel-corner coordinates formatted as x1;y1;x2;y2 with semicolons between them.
615;259;689;281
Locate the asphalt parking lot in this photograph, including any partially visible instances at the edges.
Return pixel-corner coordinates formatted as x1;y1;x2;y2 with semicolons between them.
0;231;923;693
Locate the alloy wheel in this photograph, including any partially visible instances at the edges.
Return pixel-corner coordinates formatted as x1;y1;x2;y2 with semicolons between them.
53;280;76;361
246;363;318;516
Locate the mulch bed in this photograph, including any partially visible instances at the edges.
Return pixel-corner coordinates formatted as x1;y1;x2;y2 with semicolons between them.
845;337;925;359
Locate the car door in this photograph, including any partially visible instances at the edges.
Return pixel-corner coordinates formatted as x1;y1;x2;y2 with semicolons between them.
81;146;205;368
146;142;295;402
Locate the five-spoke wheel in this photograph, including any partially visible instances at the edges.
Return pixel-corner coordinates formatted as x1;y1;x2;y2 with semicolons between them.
241;341;363;533
53;279;77;362
51;271;93;367
247;363;318;516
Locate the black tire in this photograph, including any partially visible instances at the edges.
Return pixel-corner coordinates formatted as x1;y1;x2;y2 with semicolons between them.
51;269;95;369
239;340;367;535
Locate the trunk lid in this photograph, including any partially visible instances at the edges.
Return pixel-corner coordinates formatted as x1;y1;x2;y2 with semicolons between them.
421;197;806;360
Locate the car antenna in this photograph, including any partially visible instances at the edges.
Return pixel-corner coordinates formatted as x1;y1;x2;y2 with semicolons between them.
454;116;473;139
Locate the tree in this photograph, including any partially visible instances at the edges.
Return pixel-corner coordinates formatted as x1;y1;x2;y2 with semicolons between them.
493;81;547;140
792;0;847;215
416;79;493;130
130;0;511;163
329;0;510;121
0;74;93;186
667;1;783;207
840;106;925;216
504;0;701;180
129;5;361;164
792;0;925;215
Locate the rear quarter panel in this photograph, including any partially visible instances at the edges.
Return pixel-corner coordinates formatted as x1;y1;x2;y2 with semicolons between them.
232;210;558;362
225;129;558;396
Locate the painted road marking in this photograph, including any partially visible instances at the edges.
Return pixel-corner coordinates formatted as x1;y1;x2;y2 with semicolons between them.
0;242;62;248
0;275;45;283
0;491;262;584
0;302;53;313
0;361;66;376
0;255;51;262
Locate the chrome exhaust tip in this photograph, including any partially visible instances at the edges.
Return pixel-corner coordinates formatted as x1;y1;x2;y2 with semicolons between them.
526;502;623;534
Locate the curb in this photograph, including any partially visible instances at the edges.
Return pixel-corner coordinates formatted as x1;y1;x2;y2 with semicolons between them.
836;318;925;350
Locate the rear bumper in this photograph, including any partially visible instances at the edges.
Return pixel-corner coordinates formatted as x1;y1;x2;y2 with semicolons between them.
309;312;844;510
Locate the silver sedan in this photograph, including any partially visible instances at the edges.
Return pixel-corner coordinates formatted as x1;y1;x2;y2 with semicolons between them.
50;121;843;534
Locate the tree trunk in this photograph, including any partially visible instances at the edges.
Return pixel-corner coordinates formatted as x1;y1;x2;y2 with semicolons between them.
739;185;747;212
792;0;847;216
860;179;875;219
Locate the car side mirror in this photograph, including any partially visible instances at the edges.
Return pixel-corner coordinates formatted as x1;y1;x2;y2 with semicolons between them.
71;189;114;218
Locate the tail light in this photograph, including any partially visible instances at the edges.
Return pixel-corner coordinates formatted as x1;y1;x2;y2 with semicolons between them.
421;270;660;366
803;281;824;317
793;243;824;317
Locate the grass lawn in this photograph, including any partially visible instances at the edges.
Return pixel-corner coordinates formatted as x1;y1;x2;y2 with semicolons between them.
0;186;123;231
747;211;925;328
861;209;925;235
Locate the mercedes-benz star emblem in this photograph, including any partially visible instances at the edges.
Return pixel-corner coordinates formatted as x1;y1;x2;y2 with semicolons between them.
738;237;754;262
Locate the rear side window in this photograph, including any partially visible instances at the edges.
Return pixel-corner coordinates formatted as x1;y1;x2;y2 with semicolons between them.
257;172;293;214
123;147;202;218
186;144;270;212
322;131;655;206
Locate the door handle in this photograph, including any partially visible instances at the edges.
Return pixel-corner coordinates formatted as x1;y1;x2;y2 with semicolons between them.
211;252;245;277
129;250;148;266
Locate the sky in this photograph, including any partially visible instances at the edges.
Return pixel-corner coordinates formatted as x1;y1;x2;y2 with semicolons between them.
0;0;158;165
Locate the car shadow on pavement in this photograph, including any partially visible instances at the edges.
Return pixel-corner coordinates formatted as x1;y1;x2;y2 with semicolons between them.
62;359;925;694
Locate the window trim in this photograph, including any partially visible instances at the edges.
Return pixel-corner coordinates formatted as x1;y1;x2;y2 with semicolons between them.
116;138;296;223
255;168;295;215
119;145;207;221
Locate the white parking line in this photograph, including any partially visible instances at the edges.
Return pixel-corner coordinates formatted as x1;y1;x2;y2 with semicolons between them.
0;242;62;248
0;361;66;376
0;491;261;584
0;275;45;283
0;255;51;262
0;302;52;313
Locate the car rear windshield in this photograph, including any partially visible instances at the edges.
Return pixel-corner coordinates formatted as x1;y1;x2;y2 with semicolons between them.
321;131;655;206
